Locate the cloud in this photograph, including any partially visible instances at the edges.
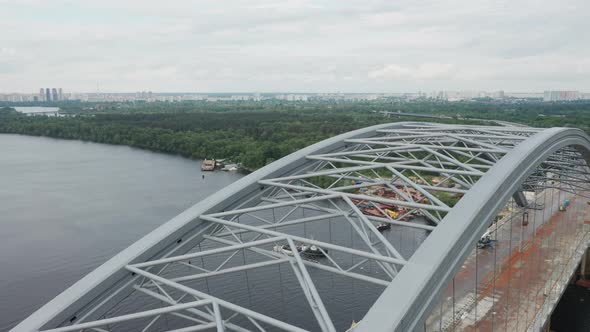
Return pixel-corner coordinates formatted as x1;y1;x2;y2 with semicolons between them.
0;0;589;92
368;63;455;80
0;47;17;56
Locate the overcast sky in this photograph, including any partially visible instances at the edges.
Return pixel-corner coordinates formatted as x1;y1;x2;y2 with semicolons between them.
1;0;589;93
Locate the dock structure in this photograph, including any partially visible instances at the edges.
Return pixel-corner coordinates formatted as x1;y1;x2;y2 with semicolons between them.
11;122;590;332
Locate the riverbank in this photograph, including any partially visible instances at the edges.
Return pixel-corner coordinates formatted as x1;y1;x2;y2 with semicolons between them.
0;107;489;172
0;110;395;171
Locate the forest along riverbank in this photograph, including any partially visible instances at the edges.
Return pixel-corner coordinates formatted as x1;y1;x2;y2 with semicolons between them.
0;108;392;171
0;106;485;172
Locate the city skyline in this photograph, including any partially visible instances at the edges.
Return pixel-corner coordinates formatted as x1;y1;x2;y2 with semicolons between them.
3;88;590;103
2;1;590;92
1;88;589;94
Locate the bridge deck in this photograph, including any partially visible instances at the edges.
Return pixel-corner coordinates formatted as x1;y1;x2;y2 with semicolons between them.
427;189;590;331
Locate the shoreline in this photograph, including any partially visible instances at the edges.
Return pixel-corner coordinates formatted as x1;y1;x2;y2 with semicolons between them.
0;132;254;173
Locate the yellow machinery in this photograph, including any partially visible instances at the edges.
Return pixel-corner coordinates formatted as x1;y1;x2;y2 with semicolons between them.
384;209;399;219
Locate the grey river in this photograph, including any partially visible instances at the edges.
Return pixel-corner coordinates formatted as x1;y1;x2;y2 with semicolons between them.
0;135;242;331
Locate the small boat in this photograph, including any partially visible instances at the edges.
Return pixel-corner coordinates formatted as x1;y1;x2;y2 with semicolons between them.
345;320;359;332
376;222;391;232
300;244;327;257
273;244;300;256
274;243;327;258
222;163;238;171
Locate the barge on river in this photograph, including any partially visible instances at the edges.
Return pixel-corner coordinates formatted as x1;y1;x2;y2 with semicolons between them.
201;159;216;171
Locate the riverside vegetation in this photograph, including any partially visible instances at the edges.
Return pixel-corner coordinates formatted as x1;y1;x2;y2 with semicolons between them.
2;99;590;170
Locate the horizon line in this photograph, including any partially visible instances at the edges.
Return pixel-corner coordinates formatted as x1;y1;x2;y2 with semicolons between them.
1;90;581;95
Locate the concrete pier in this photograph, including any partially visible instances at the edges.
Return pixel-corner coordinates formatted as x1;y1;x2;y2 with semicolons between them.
579;248;590;280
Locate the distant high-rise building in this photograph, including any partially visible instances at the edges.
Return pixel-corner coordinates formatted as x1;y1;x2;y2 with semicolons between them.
58;88;63;101
52;88;58;101
45;88;51;102
39;88;45;101
543;90;580;102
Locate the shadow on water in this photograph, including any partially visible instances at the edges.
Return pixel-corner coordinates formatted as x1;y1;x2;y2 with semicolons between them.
551;284;590;332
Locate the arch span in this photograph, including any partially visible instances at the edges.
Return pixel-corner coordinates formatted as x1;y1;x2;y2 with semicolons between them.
356;127;590;331
12;123;590;332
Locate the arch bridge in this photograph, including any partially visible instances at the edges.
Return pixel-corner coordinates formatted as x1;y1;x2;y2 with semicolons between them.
13;122;590;332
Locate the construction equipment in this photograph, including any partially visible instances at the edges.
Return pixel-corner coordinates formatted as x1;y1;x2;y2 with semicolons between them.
477;231;497;249
384;209;399;219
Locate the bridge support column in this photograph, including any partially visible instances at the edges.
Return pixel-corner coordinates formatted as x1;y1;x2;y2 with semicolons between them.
580;247;590;280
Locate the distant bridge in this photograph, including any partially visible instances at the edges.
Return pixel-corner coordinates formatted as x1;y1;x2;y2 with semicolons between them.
12;122;590;332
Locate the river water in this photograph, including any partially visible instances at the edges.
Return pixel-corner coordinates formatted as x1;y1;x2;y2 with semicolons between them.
0;134;242;331
551;284;590;331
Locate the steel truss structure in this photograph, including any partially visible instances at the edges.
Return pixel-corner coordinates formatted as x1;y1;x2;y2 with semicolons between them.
12;122;590;332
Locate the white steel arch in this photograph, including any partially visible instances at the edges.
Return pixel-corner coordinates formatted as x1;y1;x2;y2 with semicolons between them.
11;122;590;332
355;127;590;331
